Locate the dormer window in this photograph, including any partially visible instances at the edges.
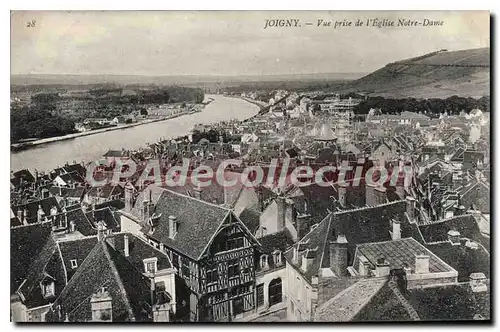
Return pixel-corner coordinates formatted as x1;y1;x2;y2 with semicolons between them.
272;250;282;266
260;254;269;269
143;257;158;274
41;281;55;298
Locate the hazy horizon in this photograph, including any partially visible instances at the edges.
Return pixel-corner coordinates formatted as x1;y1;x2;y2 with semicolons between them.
11;11;490;76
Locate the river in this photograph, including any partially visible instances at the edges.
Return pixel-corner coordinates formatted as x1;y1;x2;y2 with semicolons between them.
10;94;259;172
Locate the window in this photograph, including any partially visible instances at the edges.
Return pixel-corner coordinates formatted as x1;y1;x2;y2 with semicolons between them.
143;258;158;274
273;251;282;265
70;259;78;269
260;255;268;269
228;260;239;278
207;269;218;284
182;264;190;278
226;237;244;251
256;284;265;307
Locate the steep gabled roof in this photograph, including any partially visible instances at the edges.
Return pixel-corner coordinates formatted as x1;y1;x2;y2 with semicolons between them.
418;214;489;252
46;241;152;322
11;222;53;293
314;277;388;322
58;236;99;282
284;201;407;282
140;189;232;260
105;233;173;272
17;235;66;309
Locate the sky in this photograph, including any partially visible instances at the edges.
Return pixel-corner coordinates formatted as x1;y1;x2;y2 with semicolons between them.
11;11;490;76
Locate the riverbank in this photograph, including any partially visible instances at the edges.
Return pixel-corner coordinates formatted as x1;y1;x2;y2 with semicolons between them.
11;108;202;152
11;94;260;172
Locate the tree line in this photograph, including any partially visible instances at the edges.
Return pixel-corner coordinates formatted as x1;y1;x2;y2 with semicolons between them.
353;95;490;115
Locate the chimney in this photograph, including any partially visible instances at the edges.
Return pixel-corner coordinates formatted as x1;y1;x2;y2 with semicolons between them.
296;211;311;240
168;215;177;239
365;183;376;206
124;234;130;257
276;194;286;231
329;234;348;276
415;254;430;274
301;249;316;272
292;246;299;264
97;221;106;242
124;184;133;212
454;204;466;216
375;257;391;277
338;182;348;207
395;183;405;200
17;209;23;224
374;186;387;205
447;230;461;245
358;255;371;276
391;219;401;240
90;287;113;322
469;273;488;293
193;183;202;200
23;209;28;225
406;196;416;222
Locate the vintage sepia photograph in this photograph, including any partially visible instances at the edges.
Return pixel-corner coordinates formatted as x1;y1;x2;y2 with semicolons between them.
9;10;490;323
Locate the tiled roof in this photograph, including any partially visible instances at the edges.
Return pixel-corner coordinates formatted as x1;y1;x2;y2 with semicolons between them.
258;228;295;254
141;189;232;260
11;169;36;188
314;277;387;322
56;171;85;185
11;222;53;293
105;233;173;272
354;238;454;274
407;282;490;320
49;186;85;199
58;236;99;281
46;241;152;322
426;242;490;282
352;282;412;321
17;235;66;309
85;207;121;232
238;207;261;235
285;201;407;282
418;214;489;252
458;179;490;214
12;196;61;224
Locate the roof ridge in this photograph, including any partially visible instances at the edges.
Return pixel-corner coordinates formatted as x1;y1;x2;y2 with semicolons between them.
333;199;406;216
159;186;232;212
420;213;474;226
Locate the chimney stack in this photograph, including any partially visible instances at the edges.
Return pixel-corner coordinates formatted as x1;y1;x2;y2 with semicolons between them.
391;219;401;240
374;186;387;205
375;257;391;277
193;183;202;200
276;193;286;231
365;183;376;206
406;196;416;222
124;234;130;257
447;230;461;245
329;234;348;277
415;254;430;274
338;182;348;207
169;215;177;239
469;273;488;293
